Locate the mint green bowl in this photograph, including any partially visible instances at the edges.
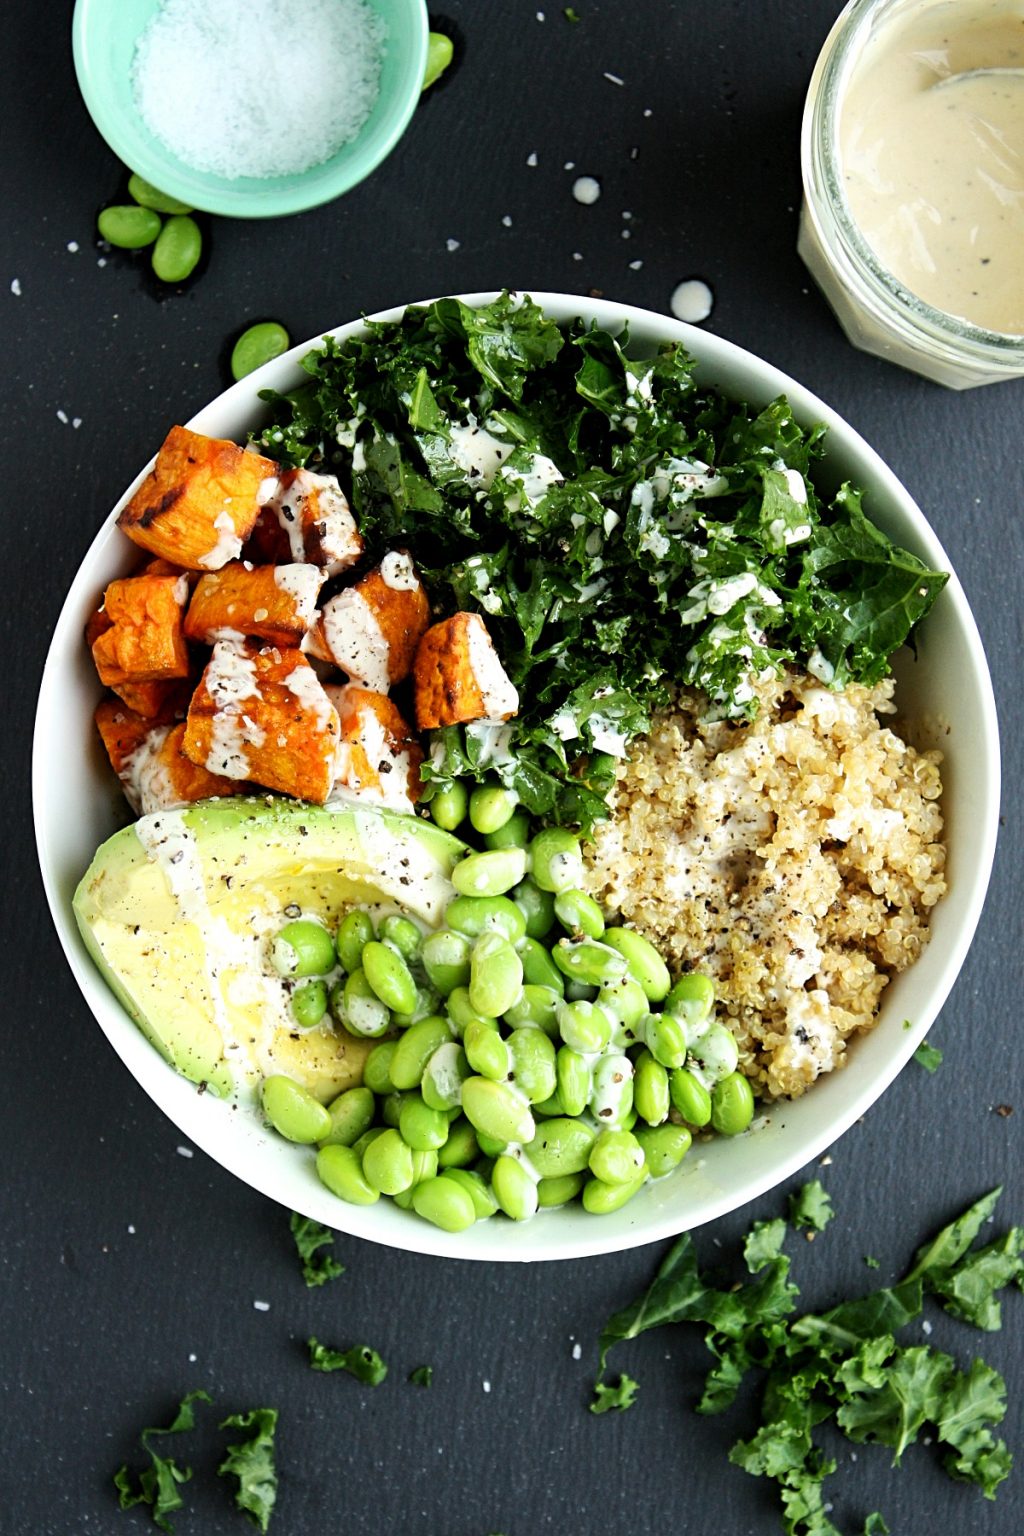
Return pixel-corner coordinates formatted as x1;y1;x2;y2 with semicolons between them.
72;0;429;218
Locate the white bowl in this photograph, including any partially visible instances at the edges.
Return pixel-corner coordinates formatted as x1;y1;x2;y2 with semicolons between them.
33;292;1000;1262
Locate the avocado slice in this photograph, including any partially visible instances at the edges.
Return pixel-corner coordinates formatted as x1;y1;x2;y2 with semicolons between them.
74;798;464;1100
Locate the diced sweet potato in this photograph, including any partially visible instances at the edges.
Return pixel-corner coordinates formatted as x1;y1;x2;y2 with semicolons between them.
242;506;293;565
85;606;113;650
96;699;244;813
325;683;423;810
151;723;246;808
259;467;363;574
117;426;279;571
413;612;519;730
315;550;431;691
183;639;339;803
91;571;191;688
184;561;324;647
95;697;159;776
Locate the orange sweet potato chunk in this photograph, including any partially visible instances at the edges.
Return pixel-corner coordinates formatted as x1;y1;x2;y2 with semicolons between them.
117;426;278;571
184;561;323;647
155;723;246;805
183;640;339;803
331;684;423;802
413;612;519;730
91;572;190;688
317;551;431;689
95;697;157;776
110;676;194;721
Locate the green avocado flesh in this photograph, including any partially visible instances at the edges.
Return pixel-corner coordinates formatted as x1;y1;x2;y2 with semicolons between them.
73;798;464;1100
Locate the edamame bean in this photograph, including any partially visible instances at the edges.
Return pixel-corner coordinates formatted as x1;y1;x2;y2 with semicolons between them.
582;1171;647;1215
532;1091;565;1118
469;783;518;835
320;1085;375;1147
525;1116;596;1177
316;1144;380;1205
463;1019;510;1082
97;204;161;249
596;975;650;1038
336;910;375;974
665;972;716;1028
391;982;442;1030
511;879;556;940
710;1072;755;1136
362;1127;415;1195
635;1124;692;1178
437;1117;479;1169
669;1067;713;1127
589;1129;646;1185
519;937;565;994
409;1148;439;1185
151;214;202;282
529;828;584;893
556;999;612;1055
442;1166;497;1218
363;1040;397;1096
422;29;454;90
552;938;628;987
483;810;530;850
390;1016;453;1090
445;987;491;1037
602;926;671;1002
687;1021;740;1085
445;895;526;946
452;847;528;899
378;914;423;963
421;929;471;995
590;1053;634;1127
461;1076;535;1145
291;979;328;1028
429;780;468;831
351;1126;386;1159
421;1041;469;1111
261;1075;331;1143
469;932;523;1019
337;969;391;1038
412;1174;477;1231
476;1133;507;1158
399;1093;451;1151
554;887;605;940
381;1090;411;1128
272;919;336;978
126;174;194;214
491;1154;539;1220
556;1046;592;1117
644;1012;689;1070
633;1050;670;1126
362;940;418;1015
537;1172;585;1208
503;984;560;1038
507;1027;557;1105
230;320;290;381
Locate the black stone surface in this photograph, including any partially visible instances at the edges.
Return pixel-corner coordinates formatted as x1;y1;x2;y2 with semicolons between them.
3;3;1021;1533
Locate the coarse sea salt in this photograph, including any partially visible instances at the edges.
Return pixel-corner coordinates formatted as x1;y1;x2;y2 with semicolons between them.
132;0;386;180
572;175;601;205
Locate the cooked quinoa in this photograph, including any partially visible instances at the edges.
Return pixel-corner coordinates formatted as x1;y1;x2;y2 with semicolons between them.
583;668;946;1100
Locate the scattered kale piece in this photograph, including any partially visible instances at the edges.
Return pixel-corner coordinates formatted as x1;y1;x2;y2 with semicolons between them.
409;1364;434;1387
307;1337;388;1385
864;1256;880;1270
259;293;946;832
113;1389;211;1533
288;1211;344;1288
218;1409;279;1533
590;1373;639;1414
914;1040;944;1073
788;1181;835;1233
591;1187;1019;1534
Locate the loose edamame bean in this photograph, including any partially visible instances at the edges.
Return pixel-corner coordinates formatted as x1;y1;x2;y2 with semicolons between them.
291;979;327;1028
669;1067;713;1127
390;1016;453;1090
422;29;454;90
511;879;556;940
379;914;423;963
529;828;584;893
443;1166;497;1219
525;1116;596;1177
710;1072;755;1136
602;926;671;1002
316;1144;380;1205
391;982;441;1030
503;984;560;1038
351;1126;386;1159
552;938;628;987
272;919;336;978
336;910;375;973
596;975;650;1038
476;1132;507;1158
437;1117;479;1168
665;972;716;1028
320;1085;375;1147
381;1090;411;1128
556;1046;592;1118
532;1091;565;1118
557;998;612;1055
590;1053;634;1127
589;1129;646;1185
463;1019;510;1082
452;847;528;899
635;1124;692;1178
151;214;202;282
506;1027;557;1105
445;895;526;946
362;940;418;1015
644;1011;688;1070
445;986;491;1037
582;1171;647;1215
633;1050;670;1126
537;1172;585;1208
337;969;391;1038
429;780;468;831
421;928;471;995
469;932;523;1019
261;1075;331;1143
469;783;518;836
412;1174;476;1231
421;1041;469;1111
554;888;605;940
126;174;194;214
399;1094;451;1152
461;1076;535;1145
491;1154;539;1220
230;320;290;381
97;204;161;249
687;1021;740;1085
519;937;565;994
362;1127;415;1195
363;1040;398;1096
483;810;531;850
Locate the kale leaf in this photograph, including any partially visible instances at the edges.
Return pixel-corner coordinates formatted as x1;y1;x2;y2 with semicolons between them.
307;1337;388;1385
288;1211;344;1288
217;1408;279;1533
113;1389;211;1533
788;1181;835;1234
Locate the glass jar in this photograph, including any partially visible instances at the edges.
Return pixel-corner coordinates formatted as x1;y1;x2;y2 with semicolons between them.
798;0;1024;389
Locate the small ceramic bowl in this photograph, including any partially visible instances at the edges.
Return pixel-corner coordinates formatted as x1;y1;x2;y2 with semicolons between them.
71;0;429;218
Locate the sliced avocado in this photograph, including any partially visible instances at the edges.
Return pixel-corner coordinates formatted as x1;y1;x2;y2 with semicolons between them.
74;798;464;1100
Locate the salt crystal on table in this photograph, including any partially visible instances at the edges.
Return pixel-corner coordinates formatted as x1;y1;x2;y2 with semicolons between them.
670;278;714;323
176;1145;194;1159
67;241;79;253
501;215;513;227
629;259;644;270
604;71;624;85
446;238;461;252
253;1299;270;1312
10;278;21;295
572;176;601;205
527;151;538;167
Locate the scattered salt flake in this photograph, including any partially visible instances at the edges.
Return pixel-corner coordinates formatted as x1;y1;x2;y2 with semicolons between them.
97;258;108;268
56;409;68;424
621;228;631;239
501;214;513;227
603;71;624;85
571;1342;582;1360
563;160;575;170
445;237;461;252
253;1299;270;1312
176;1145;194;1159
482;1380;491;1393
526;151;538;167
127;1225;136;1235
629;145;639;159
850;1452;857;1463
73;417;82;429
536;8;545;17
572;175;601;205
922;1318;933;1335
819;1154;833;1166
621;210;633;220
670;277;714;323
10;278;22;296
628;259;644;270
188;1353;197;1363
67;240;80;253
572;251;584;261
642;107;652;117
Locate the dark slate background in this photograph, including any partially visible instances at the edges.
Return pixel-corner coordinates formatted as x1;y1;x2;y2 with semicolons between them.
3;3;1021;1533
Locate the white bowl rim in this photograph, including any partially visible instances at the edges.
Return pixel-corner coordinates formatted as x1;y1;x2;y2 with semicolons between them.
33;289;1001;1262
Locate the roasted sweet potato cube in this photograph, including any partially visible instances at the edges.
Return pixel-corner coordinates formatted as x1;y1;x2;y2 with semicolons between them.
242;506;293;566
183;639;339;803
96;700;244;813
184;561;324;647
85;606;113;650
117;425;278;571
315;550;431;691
413;612;519;730
150;723;246;810
259;467;363;574
325;684;423;810
91;572;190;688
95;697;158;776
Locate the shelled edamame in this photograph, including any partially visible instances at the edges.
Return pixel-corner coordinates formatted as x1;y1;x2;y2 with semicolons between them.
257;797;757;1235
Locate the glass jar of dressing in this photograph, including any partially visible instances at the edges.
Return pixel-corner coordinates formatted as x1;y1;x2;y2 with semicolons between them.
799;0;1024;388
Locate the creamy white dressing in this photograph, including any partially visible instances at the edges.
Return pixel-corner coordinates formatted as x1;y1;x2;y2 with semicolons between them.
202;639;262;778
264;468;362;573
448;420;513;486
272;563;323;624
198;510;243;570
120;726;178;814
282;662;336;732
320;588;391;691
466;616;519;718
463;718;517;768
378;549;420;591
497;450;565;513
